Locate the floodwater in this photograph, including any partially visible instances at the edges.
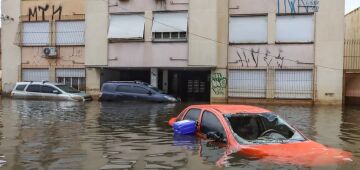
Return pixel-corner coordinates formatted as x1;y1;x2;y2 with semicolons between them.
0;98;359;170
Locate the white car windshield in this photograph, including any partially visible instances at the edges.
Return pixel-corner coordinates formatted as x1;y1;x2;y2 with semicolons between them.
225;113;306;145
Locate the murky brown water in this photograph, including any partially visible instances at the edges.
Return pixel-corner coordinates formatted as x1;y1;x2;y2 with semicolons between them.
0;98;359;170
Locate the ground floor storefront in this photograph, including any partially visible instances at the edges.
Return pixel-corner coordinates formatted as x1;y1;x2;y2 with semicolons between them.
99;68;211;102
84;67;315;104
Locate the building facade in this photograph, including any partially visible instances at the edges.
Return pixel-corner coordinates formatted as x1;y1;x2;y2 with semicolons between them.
2;0;345;104
2;0;86;92
344;8;360;104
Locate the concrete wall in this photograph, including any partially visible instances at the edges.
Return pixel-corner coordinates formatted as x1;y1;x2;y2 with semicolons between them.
109;0;188;13
21;0;85;21
21;47;85;68
228;44;314;68
314;0;344;104
1;0;21;93
85;0;108;66
108;43;188;68
188;0;218;66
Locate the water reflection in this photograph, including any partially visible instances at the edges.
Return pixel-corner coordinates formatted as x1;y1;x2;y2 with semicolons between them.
0;99;358;169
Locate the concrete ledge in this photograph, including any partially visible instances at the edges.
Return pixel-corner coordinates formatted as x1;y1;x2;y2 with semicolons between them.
227;98;314;105
210;97;227;104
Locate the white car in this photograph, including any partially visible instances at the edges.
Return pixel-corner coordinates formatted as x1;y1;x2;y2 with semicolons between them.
11;81;92;101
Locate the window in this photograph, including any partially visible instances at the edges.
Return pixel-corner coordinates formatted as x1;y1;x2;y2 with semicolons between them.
132;86;149;94
56;69;86;91
108;14;145;40
22;68;49;82
275;70;313;99
41;86;58;94
22;22;50;46
116;85;132;93
276;15;314;43
228;70;267;98
183;109;201;121
152;12;188;41
200;111;226;141
15;85;27;91
56;21;85;45
26;85;41;92
229;16;268;43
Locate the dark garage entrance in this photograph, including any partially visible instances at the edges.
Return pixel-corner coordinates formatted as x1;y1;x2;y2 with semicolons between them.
100;68;210;102
167;70;211;102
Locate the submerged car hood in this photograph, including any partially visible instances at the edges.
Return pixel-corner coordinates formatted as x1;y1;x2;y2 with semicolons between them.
234;140;352;166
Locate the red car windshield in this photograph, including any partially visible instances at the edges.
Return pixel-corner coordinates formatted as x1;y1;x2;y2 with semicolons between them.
225;113;306;145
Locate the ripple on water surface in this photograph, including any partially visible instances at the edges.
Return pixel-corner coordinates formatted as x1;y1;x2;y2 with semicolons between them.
0;99;359;169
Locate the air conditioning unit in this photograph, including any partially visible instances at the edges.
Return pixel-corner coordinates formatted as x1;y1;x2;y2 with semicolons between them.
43;47;57;58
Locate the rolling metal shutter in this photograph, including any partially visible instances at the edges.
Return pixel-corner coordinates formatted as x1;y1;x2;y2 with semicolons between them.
22;22;50;46
22;68;49;82
108;14;145;39
56;21;85;45
152;12;188;33
228;70;267;98
56;68;85;77
229;16;268;43
276;15;314;43
275;70;313;99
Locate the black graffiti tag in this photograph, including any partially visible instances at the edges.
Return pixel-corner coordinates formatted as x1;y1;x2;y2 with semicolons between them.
28;5;62;21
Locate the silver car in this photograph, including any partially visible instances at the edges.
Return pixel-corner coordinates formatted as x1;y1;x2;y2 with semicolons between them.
11;81;92;101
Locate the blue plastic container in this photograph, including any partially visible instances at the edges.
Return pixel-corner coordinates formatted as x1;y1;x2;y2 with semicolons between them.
173;120;196;135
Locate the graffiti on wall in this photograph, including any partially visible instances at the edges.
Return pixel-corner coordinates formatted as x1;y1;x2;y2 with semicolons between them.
236;48;285;68
28;4;62;21
277;0;319;14
211;73;227;95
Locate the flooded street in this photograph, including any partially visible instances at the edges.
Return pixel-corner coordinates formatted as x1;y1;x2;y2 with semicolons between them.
0;99;359;170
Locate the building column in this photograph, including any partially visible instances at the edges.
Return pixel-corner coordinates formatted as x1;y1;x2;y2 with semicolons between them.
150;68;158;87
162;70;168;93
266;68;275;99
49;63;56;82
86;68;101;98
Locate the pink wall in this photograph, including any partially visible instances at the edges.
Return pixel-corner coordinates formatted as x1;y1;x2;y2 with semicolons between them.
228;44;314;68
230;0;277;14
22;47;85;68
230;0;319;14
109;0;188;13
108;42;188;68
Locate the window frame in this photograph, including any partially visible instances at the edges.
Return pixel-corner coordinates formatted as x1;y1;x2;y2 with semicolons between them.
15;85;27;91
183;108;202;122
152;12;188;42
55;20;85;46
21;21;51;47
229;15;268;44
26;84;42;93
275;14;315;44
200;110;227;142
40;85;59;94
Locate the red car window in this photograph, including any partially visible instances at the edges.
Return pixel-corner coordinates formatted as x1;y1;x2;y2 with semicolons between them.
183;109;201;122
200;111;227;141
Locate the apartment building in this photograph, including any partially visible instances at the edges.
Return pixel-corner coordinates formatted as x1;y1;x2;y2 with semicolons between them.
345;7;360;104
2;0;344;104
1;0;86;92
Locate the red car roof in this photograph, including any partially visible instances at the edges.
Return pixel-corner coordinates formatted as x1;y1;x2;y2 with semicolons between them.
190;105;271;114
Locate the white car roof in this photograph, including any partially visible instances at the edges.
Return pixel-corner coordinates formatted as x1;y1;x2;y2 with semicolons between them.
16;81;63;86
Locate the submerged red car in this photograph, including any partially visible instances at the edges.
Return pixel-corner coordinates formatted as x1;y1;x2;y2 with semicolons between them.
169;105;352;167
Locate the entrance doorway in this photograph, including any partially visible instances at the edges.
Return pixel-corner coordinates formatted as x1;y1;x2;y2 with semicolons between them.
168;70;211;102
